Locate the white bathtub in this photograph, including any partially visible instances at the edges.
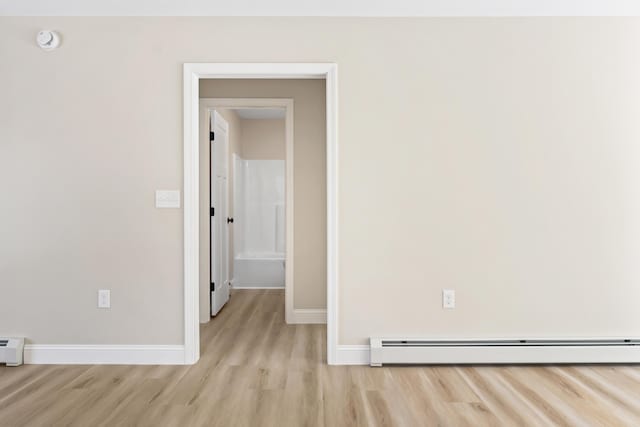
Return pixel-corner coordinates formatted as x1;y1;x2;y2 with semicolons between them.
233;252;285;288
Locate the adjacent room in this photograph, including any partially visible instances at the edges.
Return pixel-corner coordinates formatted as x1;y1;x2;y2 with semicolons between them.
198;79;327;332
2;1;640;425
204;106;289;317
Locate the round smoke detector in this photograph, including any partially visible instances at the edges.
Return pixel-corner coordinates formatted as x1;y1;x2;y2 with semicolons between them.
37;30;60;51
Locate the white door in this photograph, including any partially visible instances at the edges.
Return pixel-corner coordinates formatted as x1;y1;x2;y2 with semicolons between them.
211;110;230;316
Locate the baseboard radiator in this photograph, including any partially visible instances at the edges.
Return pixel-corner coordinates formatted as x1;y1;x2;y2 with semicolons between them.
370;338;640;367
0;338;25;366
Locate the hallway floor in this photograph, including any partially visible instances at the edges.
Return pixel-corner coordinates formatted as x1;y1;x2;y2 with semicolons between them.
2;290;640;426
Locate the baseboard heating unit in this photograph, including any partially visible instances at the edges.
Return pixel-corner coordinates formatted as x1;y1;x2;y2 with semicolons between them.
0;338;25;366
369;338;640;367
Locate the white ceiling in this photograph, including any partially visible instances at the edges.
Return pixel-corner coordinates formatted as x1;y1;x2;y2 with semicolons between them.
2;0;640;16
234;108;286;120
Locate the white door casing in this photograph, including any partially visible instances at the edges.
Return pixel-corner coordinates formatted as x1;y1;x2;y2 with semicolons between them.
184;63;338;365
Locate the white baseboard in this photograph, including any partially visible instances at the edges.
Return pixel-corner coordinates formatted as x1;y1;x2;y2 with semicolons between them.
289;309;327;324
24;345;186;365
334;345;370;365
233;286;285;289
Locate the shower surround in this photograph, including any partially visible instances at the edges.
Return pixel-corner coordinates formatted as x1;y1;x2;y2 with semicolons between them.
233;154;285;288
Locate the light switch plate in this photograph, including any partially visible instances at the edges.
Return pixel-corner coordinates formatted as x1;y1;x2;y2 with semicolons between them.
156;190;181;208
442;289;455;309
98;289;111;309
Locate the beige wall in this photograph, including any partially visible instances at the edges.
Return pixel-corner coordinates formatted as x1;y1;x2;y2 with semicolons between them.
2;18;640;346
240;119;286;160
201;80;327;311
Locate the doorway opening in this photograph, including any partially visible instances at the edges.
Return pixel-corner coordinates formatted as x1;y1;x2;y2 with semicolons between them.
200;100;294;322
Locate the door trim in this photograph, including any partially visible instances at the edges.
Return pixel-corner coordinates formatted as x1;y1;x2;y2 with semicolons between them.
201;98;295;324
184;63;338;365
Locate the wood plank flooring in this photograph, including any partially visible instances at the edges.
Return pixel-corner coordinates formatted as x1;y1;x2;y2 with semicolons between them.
2;289;640;426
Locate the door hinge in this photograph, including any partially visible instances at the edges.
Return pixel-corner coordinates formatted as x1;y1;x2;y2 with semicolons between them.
210;207;215;216
210;282;215;292
210;131;215;142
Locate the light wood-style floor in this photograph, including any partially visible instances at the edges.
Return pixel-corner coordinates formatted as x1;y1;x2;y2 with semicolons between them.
2;290;640;426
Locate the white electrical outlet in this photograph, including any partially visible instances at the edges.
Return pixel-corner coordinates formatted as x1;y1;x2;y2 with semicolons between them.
98;289;111;308
442;289;455;309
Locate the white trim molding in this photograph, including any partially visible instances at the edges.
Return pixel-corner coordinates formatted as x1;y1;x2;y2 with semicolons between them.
24;345;185;365
335;345;370;365
325;64;339;364
184;63;338;365
290;309;327;324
